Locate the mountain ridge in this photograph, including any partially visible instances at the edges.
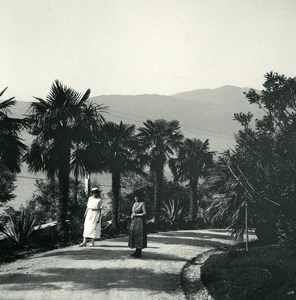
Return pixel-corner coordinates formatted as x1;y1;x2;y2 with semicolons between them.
10;85;260;151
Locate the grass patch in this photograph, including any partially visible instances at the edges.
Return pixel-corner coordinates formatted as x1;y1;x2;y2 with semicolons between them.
0;241;58;265
201;245;296;299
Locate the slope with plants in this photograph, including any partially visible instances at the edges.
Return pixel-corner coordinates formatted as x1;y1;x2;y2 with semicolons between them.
202;72;296;299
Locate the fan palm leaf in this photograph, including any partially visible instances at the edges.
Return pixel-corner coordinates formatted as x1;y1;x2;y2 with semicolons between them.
169;138;214;221
137;119;183;222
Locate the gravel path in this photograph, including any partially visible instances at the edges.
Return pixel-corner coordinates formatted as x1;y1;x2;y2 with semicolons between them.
0;229;234;300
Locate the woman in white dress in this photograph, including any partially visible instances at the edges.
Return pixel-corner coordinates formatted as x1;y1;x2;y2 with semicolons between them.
79;187;103;247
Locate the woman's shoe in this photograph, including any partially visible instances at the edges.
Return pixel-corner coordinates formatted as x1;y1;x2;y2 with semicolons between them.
130;251;136;257
134;249;142;258
89;243;95;247
78;243;87;247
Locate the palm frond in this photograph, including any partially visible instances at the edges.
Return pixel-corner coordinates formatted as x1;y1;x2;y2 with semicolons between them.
0;87;8;97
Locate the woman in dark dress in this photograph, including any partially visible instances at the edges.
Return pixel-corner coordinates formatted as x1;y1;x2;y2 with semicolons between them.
128;191;147;258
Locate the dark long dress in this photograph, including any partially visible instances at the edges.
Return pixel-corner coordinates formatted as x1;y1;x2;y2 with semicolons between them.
128;202;147;249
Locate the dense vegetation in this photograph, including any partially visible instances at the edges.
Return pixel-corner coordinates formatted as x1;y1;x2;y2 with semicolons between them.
200;72;296;299
0;81;213;246
207;72;296;248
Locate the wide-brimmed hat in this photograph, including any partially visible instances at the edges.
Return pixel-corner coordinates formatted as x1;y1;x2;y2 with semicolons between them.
91;187;102;193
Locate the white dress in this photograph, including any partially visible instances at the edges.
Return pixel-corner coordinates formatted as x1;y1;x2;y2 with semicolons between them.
83;196;103;239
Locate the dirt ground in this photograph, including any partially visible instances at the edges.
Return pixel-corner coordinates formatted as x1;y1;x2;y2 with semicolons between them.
0;229;234;300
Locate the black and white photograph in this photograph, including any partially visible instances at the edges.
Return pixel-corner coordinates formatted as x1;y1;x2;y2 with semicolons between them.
1;0;296;299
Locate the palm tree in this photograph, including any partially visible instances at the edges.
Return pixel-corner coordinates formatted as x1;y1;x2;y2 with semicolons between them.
0;87;27;181
205;151;249;240
24;80;106;237
137;119;183;222
169;138;213;222
94;121;143;230
0;87;27;205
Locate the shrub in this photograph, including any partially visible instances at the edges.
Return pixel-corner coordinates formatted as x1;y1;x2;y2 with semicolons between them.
255;221;278;245
161;198;184;228
25;178;87;240
30;222;58;248
277;217;296;250
0;209;36;248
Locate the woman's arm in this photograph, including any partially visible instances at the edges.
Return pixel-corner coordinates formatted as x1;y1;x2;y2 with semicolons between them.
84;207;88;217
134;203;146;217
98;198;103;209
97;209;102;223
142;203;146;215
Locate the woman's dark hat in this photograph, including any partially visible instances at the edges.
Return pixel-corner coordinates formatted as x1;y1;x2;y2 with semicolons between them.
134;189;144;198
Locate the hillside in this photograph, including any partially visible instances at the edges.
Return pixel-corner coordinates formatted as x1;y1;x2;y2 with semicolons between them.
11;85;261;151
90;85;261;151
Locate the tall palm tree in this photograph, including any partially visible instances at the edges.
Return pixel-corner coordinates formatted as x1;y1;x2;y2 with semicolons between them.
169;138;213;222
0;87;27;179
24;80;106;237
0;87;27;204
137;119;183;222
95;121;143;230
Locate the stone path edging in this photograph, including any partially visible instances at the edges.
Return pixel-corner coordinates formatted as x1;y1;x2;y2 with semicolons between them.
180;249;224;300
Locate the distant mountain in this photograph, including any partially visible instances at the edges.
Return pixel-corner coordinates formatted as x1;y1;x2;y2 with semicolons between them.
11;85;260;151
173;85;251;103
89;85;261;152
5;85;262;210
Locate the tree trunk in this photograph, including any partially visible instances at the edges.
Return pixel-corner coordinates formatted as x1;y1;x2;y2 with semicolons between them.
74;173;78;207
189;179;198;222
111;171;121;231
84;172;91;197
57;140;71;240
154;168;163;223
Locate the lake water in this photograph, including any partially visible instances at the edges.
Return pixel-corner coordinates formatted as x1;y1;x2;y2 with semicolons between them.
13;175;41;208
0;175;42;214
0;170;114;214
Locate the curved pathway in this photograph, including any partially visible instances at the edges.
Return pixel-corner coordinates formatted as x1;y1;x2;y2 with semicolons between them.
0;229;234;300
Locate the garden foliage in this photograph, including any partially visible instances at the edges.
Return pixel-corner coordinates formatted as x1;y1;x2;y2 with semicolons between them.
207;72;296;247
25;178;87;239
0;209;36;247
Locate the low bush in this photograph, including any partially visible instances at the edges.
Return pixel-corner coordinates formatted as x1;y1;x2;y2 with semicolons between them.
0;209;36;248
30;223;59;248
0;238;15;263
277;217;296;250
201;244;296;300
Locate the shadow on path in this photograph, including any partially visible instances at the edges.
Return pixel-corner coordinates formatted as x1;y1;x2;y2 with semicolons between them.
103;230;233;248
38;248;186;262
99;244;159;249
0;267;179;293
147;236;228;248
160;231;232;242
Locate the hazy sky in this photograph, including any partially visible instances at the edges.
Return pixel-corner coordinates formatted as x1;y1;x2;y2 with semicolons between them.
1;0;296;101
